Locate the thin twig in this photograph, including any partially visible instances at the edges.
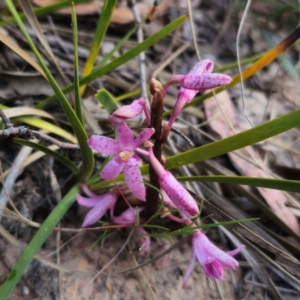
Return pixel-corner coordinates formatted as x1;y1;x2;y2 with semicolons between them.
0;109;79;149
0;109;13;128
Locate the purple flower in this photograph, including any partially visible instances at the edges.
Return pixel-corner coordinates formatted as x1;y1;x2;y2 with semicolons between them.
109;98;149;124
183;230;244;287
163;59;232;127
88;122;154;200
148;147;199;218
76;184;118;227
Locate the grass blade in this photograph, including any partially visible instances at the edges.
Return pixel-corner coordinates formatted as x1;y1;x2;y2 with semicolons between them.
95;89;119;114
80;0;118;95
177;175;300;193
71;3;83;124
13;138;79;175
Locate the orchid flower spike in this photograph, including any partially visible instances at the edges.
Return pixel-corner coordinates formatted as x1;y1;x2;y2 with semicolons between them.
164;59;232;127
76;184;118;228
183;230;245;287
88;122;154;200
148;146;199;218
109;98;150;124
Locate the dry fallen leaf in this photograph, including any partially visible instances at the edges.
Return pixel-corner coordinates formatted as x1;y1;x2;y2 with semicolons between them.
32;0;171;24
204;90;300;235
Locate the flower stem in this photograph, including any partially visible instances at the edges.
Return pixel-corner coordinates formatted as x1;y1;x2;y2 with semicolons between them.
144;79;165;219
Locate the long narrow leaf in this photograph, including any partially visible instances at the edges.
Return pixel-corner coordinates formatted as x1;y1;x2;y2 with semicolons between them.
71;4;83;124
166;105;300;169
35;15;188;109
90;104;300;190
177;175;300;193
0;185;79;300
4;0;94;181
13;138;79;175
80;0;117;95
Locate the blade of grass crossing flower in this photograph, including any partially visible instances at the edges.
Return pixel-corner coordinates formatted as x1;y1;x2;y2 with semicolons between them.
80;0;118;95
0;0;94;26
177;175;300;193
166;105;300;170
71;3;83;124
35;15;188;109
163;26;300;117
95;89;119;114
90;103;300;190
4;0;94;181
0;185;79;300
13;138;79;174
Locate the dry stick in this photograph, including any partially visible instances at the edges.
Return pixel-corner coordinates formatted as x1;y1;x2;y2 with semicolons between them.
131;0;148;104
0;147;33;221
0;109;79;149
144;79;167;219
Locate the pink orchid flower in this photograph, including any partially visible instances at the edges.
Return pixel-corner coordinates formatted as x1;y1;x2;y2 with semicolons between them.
109;98;150;124
163;59;232;127
76;184;118;228
88;122;154;200
111;206;150;255
148;146;199;218
183;230;244;287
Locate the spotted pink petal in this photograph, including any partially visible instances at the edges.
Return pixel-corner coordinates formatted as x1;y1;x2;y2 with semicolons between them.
124;155;145;200
181;73;232;91
133;128;155;148
159;172;199;218
189;59;214;75
160;189;177;208
109;98;146;124
117;121;135;150
168;87;199;127
88;135;120;155
100;155;125;180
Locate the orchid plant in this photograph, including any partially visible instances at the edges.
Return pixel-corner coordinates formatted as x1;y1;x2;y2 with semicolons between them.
76;59;244;287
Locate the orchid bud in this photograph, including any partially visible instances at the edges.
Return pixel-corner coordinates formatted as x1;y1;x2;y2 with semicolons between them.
148;147;199;218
